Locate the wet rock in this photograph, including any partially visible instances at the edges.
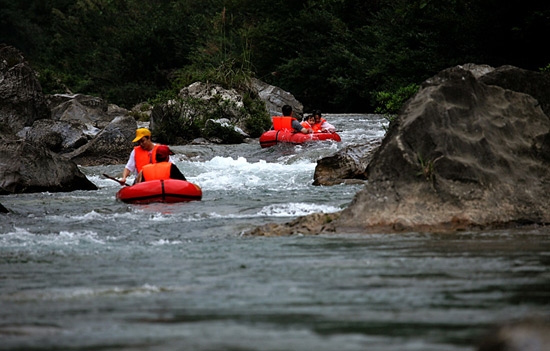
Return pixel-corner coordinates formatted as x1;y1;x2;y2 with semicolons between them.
250;64;550;235
17;119;90;153
313;139;382;185
245;213;340;236
0;44;50;134
333;65;550;232
0;138;97;194
47;93;113;129
0;203;8;213
204;118;249;144
64;115;137;166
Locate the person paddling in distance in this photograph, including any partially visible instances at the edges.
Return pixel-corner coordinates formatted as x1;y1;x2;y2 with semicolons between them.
313;110;336;133
135;145;186;183
121;128;174;184
272;104;312;134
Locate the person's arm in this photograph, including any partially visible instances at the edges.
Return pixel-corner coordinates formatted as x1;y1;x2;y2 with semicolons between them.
170;164;187;181
136;170;144;183
291;119;311;134
121;150;136;183
321;121;336;133
121;168;131;183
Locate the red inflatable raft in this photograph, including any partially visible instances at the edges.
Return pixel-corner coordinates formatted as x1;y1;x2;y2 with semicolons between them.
259;129;341;148
116;179;202;204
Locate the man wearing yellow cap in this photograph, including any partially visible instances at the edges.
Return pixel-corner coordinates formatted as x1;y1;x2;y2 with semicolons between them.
121;128;173;183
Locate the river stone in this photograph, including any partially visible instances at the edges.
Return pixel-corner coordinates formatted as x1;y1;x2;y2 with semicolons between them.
18;119;90;153
0;139;97;194
65;115;137;166
313;139;381;185
251;78;303;117
0;44;50;134
48;93;113;129
249;64;550;235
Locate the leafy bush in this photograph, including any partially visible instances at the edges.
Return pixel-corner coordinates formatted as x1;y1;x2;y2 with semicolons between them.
374;83;419;122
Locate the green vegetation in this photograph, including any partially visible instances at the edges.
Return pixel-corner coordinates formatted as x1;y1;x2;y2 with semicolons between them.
1;0;548;113
416;153;435;182
374;84;419;123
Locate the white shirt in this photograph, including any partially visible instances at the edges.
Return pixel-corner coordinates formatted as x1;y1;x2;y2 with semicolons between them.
124;144;174;175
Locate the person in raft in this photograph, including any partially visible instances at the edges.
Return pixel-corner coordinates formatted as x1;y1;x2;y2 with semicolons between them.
313;110;336;133
121;128;174;184
301;115;320;133
272;104;312;134
136;145;186;183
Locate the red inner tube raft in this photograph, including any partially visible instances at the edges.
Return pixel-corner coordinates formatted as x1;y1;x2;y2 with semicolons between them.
116;179;202;204
259;129;341;148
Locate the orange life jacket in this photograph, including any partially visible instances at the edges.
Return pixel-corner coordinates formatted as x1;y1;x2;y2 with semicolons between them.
313;118;327;131
142;162;172;181
301;121;316;132
134;144;159;173
272;116;298;131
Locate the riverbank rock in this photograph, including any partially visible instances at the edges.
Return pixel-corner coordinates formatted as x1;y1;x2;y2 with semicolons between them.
0;138;97;194
17;119;91;153
251;78;303;117
313;139;381;185
0;44;50;134
64;115;137;166
249;64;550;235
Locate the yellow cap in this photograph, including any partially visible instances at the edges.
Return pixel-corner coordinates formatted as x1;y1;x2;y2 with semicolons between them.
132;128;151;142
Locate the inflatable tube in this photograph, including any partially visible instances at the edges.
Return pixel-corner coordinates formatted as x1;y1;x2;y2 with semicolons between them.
259;129;341;148
116;179;202;204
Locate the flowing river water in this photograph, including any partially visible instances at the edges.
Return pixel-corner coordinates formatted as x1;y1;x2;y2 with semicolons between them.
1;114;549;351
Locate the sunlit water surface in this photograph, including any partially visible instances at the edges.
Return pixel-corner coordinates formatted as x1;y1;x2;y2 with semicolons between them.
1;114;549;351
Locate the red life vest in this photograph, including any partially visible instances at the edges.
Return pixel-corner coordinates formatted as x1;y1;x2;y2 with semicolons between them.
313;118;327;131
134;144;159;173
272;116;298;130
142;162;172;181
301;121;316;132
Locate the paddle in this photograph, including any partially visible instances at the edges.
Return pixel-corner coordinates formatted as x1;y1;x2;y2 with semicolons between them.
103;173;130;186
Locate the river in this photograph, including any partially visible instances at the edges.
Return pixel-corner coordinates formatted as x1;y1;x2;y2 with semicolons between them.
1;114;549;351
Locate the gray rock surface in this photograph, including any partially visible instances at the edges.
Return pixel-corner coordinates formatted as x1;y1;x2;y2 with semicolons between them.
249;64;550;235
251;78;303;117
0;44;50;133
0;138;97;194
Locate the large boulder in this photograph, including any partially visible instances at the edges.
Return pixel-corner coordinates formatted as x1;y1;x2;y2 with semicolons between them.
47;93;124;129
249;64;550;235
313;139;381;185
152;81;262;143
479;65;550;117
0;138;97;194
17;119;91;153
251;78;303;117
64;115;137;166
0;44;50;133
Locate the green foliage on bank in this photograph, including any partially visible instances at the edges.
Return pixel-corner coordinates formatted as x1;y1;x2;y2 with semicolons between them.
2;0;548;112
374;83;419;123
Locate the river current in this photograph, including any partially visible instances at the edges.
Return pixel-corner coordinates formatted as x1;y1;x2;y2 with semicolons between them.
1;114;549;351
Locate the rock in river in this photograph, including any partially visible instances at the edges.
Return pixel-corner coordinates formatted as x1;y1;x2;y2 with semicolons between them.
250;64;550;235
